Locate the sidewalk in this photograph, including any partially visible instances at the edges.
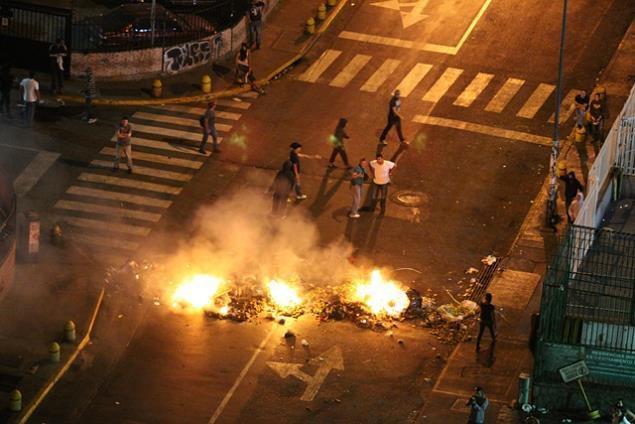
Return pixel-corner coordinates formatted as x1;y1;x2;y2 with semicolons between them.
415;19;635;424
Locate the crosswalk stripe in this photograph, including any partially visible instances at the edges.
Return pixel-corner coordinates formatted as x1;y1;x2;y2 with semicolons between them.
13;151;60;197
130;123;202;142
150;105;242;121
101;147;203;169
55;199;163;222
453;73;494;107
67;233;139;251
78;173;182;195
329;54;372;88
91;160;192;182
133;111;233;132
395;63;433;97
66;186;172;208
422;67;463;103
298;49;342;83
360;59;401;92
548;89;581;123
240;91;259;99
485;77;525;113
217;99;251;110
59;216;152;236
109;136;209;156
517;83;555;119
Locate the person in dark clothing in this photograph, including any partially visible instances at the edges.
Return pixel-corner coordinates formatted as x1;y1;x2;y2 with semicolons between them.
289;142;307;200
379;90;406;145
466;387;489;424
588;93;605;143
560;171;584;223
199;101;220;154
0;66;14;117
476;293;496;351
82;67;97;124
235;43;264;94
270;160;295;216
328;117;351;168
575;89;590;111
49;38;67;94
247;0;266;50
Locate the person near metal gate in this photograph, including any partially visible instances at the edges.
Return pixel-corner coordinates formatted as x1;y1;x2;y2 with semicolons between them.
247;0;266;50
48;38;67;95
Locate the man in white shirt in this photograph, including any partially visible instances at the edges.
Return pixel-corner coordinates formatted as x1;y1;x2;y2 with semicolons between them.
19;71;40;127
369;153;395;213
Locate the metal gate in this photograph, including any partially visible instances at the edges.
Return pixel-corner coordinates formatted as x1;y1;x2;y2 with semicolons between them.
617;117;635;176
0;1;72;75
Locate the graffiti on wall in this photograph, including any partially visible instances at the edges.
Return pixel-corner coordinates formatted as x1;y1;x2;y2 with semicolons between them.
163;38;212;74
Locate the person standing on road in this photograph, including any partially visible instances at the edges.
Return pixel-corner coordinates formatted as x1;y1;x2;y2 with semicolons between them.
270;159;295;216
0;66;14;118
588;93;605;144
290;142;307;200
48;38;67;95
328;117;351;169
113;116;133;173
476;293;496;352
247;0;266;50
560;171;584;223
379;90;406;145
466;387;489;424
19;71;40;127
369;153;395;214
82;67;97;124
349;158;367;219
199;101;220;154
575;89;590;111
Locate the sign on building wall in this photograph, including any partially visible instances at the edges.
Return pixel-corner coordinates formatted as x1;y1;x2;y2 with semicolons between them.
163;37;212;74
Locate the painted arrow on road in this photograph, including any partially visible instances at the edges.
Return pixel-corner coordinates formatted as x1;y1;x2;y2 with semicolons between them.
267;346;344;401
370;0;430;29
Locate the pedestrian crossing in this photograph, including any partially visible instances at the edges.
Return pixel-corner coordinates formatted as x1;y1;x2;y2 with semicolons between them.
296;49;581;123
54;95;255;265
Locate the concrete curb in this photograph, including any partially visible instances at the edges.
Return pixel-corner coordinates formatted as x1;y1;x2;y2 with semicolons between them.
13;286;106;424
58;0;348;107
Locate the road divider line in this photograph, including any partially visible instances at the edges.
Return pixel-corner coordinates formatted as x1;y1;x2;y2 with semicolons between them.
412;115;552;146
90;160;193;182
66;186;172;208
13;151;60;197
453;72;494;107
422;67;464;103
360;58;401;92
100;147;203;169
215;98;251;110
57;216;152;236
395;63;433;97
548;89;581;123
517;83;555;119
329;54;372;88
130;123;203;142
78;173;182;195
150;105;242;121
208;324;278;424
338;31;454;54
133;111;233;132
484;77;525;113
110;136;222;156
55;199;163;222
298;49;342;83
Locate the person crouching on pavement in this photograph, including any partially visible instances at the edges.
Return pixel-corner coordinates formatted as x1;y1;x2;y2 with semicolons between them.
235;43;264;94
349;158;367;219
466;387;489;424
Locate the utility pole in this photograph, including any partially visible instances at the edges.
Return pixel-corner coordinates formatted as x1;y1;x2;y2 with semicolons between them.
150;0;156;47
547;0;568;229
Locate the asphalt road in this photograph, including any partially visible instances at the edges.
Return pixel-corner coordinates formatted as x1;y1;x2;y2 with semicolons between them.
4;0;633;422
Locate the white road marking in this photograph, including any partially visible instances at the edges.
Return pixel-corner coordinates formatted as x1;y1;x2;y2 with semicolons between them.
208;324;278;424
78;173;182;195
215;98;251;110
548;89;581;123
395;63;433;97
329;54;372;88
453;0;493;53
58;216;152;236
91;160;193;182
517;83;555;119
298;49;342;83
360;58;401;92
66;186;172;208
484;77;525;113
422;67;463;103
412;115;551;146
128;123;203;142
453;72;494;107
109;136;208;156
371;0;430;28
239;91;259;99
100;147;203;169
13;151;60;197
67;233;139;251
151;105;242;121
133;111;233;132
55;200;163;222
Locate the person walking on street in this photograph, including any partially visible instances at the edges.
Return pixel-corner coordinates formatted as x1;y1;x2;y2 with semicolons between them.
270;159;295;216
247;0;266;50
466;387;489;424
290;142;307;200
379;90;406;145
349;158;367;218
113;117;133;173
49;38;67;95
199;101;220;154
560;171;584;223
19;71;40;127
369;153;395;213
328;118;351;169
0;66;14;117
476;293;496;352
82;67;97;124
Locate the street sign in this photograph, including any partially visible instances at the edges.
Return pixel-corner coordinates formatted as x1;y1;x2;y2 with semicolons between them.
267;346;344;401
559;360;589;383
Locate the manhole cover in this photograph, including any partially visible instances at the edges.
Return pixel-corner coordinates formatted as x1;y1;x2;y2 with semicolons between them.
390;190;428;207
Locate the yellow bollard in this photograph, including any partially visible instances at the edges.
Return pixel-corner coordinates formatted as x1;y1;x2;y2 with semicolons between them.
574;125;587;143
9;389;21;412
49;342;60;363
317;3;326;21
557;160;567;177
64;320;76;342
327;0;336;6
201;74;212;94
306;17;316;34
152;79;163;98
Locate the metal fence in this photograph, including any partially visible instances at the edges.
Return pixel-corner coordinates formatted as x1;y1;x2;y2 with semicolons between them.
539;225;635;353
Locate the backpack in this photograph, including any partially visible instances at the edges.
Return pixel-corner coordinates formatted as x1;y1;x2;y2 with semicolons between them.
199;115;206;126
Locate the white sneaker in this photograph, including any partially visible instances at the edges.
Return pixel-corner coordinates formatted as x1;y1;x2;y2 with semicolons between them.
349;213;361;218
88;118;97;124
296;194;308;200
